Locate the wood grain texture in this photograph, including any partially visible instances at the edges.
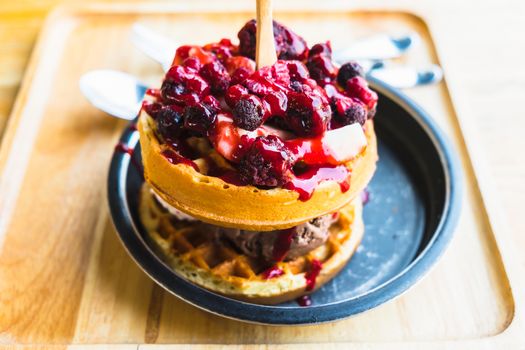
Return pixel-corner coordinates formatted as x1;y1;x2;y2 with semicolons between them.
0;2;523;349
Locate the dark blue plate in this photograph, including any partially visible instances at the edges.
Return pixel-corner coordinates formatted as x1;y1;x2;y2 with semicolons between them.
107;79;461;325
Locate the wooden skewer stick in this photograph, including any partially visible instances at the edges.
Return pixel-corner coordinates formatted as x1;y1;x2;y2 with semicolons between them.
255;0;277;68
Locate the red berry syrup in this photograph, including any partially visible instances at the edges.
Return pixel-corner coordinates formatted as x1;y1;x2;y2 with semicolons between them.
284;165;350;201
304;259;323;291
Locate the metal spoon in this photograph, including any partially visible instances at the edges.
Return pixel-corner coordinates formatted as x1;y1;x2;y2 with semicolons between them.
79;70;147;120
365;62;443;89
334;32;420;61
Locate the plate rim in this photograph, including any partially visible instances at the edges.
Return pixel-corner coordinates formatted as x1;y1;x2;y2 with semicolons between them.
107;78;462;325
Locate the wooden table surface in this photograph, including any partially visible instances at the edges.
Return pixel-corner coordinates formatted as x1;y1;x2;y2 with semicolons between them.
0;0;524;343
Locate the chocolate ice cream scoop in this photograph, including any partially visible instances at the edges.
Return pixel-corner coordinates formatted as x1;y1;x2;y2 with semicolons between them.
209;214;336;262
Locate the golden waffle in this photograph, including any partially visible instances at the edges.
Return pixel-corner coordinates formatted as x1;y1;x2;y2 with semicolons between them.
138;109;377;231
139;184;364;305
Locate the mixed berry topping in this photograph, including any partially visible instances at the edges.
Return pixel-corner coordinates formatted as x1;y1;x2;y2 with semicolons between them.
142;20;378;200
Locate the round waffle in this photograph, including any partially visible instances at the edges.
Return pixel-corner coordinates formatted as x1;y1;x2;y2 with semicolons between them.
138;110;377;231
139;184;364;305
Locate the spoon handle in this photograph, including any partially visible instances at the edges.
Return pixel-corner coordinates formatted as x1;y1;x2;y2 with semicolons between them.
255;0;277;68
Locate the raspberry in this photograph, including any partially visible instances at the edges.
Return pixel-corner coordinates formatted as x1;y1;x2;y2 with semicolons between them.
233;95;265;131
286;61;310;81
183;57;202;72
161;66;210;105
243;73;278;96
199;61;230;95
183;102;217;134
225;84;249;108
346;76;378;110
286;90;331;136
156;105;184;140
172;45;215;66
239;135;293;187
306;54;337;85
337;61;365;87
263;90;288;116
230;67;252;85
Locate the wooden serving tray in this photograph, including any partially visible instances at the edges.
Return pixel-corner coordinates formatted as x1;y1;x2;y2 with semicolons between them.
0;3;522;349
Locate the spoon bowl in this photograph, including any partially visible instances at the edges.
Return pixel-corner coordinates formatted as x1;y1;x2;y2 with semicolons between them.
79;70;148;120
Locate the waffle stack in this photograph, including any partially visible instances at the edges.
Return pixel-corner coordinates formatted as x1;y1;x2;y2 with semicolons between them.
136;19;378;304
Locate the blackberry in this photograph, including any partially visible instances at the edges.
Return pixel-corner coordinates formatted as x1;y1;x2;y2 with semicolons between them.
337;61;365;87
339;103;367;126
233;96;265;131
183;103;217;134
156;106;183;140
238;135;293;187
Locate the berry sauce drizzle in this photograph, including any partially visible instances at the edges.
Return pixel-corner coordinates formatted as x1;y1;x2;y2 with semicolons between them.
115;142;144;179
161;149;200;172
305;259;323;291
284;165;350;201
272;228;296;262
296;295;312;307
261;266;284;279
285;136;339;166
